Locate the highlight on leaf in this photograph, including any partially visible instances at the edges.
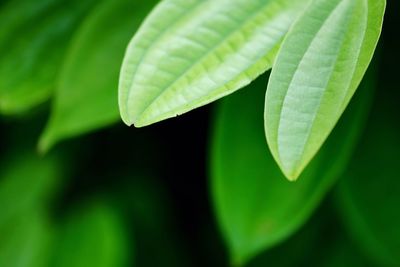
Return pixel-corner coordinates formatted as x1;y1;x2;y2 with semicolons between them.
118;0;310;127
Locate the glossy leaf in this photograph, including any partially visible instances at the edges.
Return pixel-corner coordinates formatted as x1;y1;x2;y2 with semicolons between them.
0;0;96;114
39;0;158;152
119;0;310;127
211;70;374;265
0;153;61;227
0;212;53;267
336;90;400;266
51;202;128;267
264;0;385;180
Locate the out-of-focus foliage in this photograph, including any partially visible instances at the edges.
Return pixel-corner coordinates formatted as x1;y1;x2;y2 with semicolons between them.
0;152;61;226
39;0;158;152
51;202;129;267
248;202;374;267
0;0;96;114
336;79;400;266
211;68;374;265
0;212;53;267
110;173;192;267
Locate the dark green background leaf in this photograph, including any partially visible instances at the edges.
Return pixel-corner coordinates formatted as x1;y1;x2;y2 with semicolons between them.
51;202;129;267
0;212;53;267
39;0;158;152
211;68;374;265
0;0;96;114
336;80;400;266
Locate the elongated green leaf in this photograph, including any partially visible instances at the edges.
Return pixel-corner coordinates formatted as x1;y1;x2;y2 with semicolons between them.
335;90;400;266
38;0;158;152
119;0;310;127
211;70;374;265
265;0;385;180
0;0;96;114
0;212;53;267
51;202;128;267
0;152;61;227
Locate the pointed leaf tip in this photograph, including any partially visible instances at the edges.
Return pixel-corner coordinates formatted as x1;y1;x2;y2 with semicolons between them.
211;68;374;264
118;0;311;126
264;0;385;179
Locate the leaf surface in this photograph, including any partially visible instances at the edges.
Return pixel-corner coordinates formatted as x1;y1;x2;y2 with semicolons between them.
264;0;385;180
38;0;158;152
119;0;310;127
211;71;374;265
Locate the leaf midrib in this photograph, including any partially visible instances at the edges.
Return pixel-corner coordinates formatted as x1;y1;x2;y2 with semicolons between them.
275;0;350;174
134;2;278;122
124;1;204;123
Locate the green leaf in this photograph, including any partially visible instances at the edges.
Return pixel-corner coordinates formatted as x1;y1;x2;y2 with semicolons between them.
0;0;96;114
38;0;158;152
211;70;374;265
264;0;385;180
119;0;310;127
51;202;129;267
0;152;61;227
335;89;400;266
0;212;53;267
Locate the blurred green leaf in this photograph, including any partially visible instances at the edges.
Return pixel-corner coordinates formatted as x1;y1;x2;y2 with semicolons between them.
248;207;325;267
0;0;96;114
249;204;372;267
264;0;385;180
336;89;400;266
118;0;310;127
39;0;158;152
211;69;374;265
51;202;129;267
110;173;192;267
0;212;53;267
0;152;61;227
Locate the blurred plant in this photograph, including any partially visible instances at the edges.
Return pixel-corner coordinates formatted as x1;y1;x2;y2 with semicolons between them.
0;0;398;267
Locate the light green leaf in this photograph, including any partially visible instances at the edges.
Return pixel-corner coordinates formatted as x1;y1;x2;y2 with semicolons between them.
119;0;310;127
0;0;96;114
335;90;400;266
51;202;129;267
264;0;385;180
211;70;374;265
38;0;158;152
0;152;61;227
0;212;53;267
